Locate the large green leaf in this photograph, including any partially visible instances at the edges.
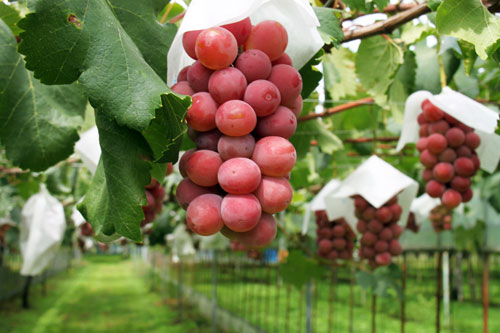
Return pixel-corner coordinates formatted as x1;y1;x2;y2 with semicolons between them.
313;7;344;47
323;47;357;100
279;250;324;289
299;49;324;99
436;0;500;59
387;51;417;122
355;36;404;105
0;3;22;35
107;0;177;81
79;113;153;242
0;19;86;171
17;0;168;132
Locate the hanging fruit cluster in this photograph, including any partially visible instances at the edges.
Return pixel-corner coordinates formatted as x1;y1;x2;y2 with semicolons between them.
315;210;356;261
174;17;301;249
354;195;404;267
142;164;171;227
429;205;452;232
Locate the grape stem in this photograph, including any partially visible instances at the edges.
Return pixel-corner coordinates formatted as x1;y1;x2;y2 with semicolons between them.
298;97;374;122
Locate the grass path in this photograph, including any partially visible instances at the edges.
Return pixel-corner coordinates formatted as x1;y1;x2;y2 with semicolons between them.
0;256;207;333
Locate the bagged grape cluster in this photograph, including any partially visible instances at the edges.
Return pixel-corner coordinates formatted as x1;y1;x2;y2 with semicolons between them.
354;195;403;267
174;18;300;249
315;210;356;260
417;99;480;209
429;205;452;232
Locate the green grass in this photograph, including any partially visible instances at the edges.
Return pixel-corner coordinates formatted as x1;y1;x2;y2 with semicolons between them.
0;255;209;333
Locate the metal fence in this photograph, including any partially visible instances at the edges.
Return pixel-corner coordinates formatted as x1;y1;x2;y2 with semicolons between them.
137;247;500;333
0;248;73;303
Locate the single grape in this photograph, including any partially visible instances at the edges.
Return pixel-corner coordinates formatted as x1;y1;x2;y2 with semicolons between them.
216;100;257;136
331;225;346;237
362;207;376;221
187;61;214;92
195;130;221;151
254;106;297;139
455;145;472;158
272;53;292;66
422;168;433;182
426;180;445;198
252;136;296;177
318;239;333;254
179;149;195;178
243;80;281;117
389;204;402;222
245;20;288;61
332;238;346;250
254;176;293;213
465;132;480;149
186;92;218;132
356;220;367;233
427;133;447;154
445;127;465;148
367;220;383;233
432;162;455;183
195;27;238;70
217;135;255;160
441;189;462;209
391;224;403;238
362;247;376;259
417;113;428;125
221;194;262;232
454;157;475;177
421;100;444;122
235;49;272;83
374;240;389;253
217;157;262;194
416;137;428;152
376;207;393;224
462;188;473;202
237;213;277;249
268;64;303;106
361;231;377;246
389;240;403;256
353;196;368;210
379;228;393;241
419;124;429;137
451;176;471;192
317;227;332;239
221;17;252;46
171;81;195;96
186;194;224;236
375;252;392;266
287;95;303;117
177;66;190;82
208;67;247;104
186;150;223;186
176;178;215;209
420;149;438;168
438;148;457;163
182;30;202;59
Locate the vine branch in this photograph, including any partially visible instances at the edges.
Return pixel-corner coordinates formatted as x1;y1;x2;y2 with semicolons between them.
298;97;374;122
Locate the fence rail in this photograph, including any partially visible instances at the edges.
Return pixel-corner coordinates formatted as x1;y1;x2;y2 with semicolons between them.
0;249;73;303
137;248;500;333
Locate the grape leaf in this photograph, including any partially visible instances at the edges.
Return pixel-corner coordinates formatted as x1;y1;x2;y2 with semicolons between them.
343;0;370;12
79;113;153;242
373;0;389;11
107;0;177;81
0;19;86;171
0;3;22;35
299;49;324;99
290;119;343;159
279;250;324;289
17;0;168;132
355;36;404;105
323;47;357;100
457;40;478;76
454;63;479;98
313;7;344;47
387;51;417;122
436;0;500;59
400;23;433;45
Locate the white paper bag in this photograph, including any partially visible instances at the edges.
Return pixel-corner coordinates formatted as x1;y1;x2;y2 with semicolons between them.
409;194;441;227
167;0;323;86
74;126;100;175
396;88;500;173
20;185;66;276
301;179;341;235
324;156;419;231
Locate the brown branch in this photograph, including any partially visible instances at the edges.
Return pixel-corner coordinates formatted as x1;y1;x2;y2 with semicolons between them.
344;136;399;143
298;97;374;122
0;166;28;175
342;3;430;43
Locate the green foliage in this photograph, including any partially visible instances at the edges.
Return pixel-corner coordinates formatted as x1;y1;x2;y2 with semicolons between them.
356;264;403;299
355;36;403;105
400;23;433;45
291;119;343;159
313;7;344;47
0;2;22;35
323;47;357;100
0;19;86;171
299;49;324;99
436;0;500;59
279;250;324;288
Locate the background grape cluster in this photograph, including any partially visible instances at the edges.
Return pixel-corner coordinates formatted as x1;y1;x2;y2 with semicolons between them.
315;210;356;261
355;196;404;267
174;18;301;249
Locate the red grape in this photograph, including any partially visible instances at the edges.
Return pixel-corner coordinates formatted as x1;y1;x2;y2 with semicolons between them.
432;162;454;183
374;240;389;253
254;176;293;213
427;133;447;154
235;49;272;83
421;99;444;122
208;67;247;104
332;238;346;250
456;145;472;158
379;227;393;241
171;81;195;96
245;20;288;61
216;100;257;136
454;157;475;177
252;136;296;177
195;27;238;70
465;132;480;149
367;220;383;233
272;53;292;66
438;148;457;163
186;92;218;132
217;134;255;160
318;239;333;254
287;95;303;117
450;176;470;192
176;178;215;209
237;213;277;248
356;220;367;233
445;128;465;148
187;61;214;92
376;207;393;223
361;231;376;246
195;129;221;151
375;252;392;266
268;64;303;106
389;240;403;256
254;106;297;139
331;225;346;237
182;30;202;59
186;150;223;186
221;17;252;46
422;168;433;182
420;149;438;168
187;194;224;236
441;189;462;209
428;120;450;134
177;66;190;82
416;137;428;152
221;194;261;232
426;180;445;198
243;80;281;117
217;157;262;194
462;188;473;202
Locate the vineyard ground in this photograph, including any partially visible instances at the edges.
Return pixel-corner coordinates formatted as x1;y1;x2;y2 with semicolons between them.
0;255;209;333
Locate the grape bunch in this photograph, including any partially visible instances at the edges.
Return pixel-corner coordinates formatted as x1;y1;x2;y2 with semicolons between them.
142;179;166;226
429;205;452;232
315;210;356;261
174;18;300;249
417;99;480;209
354;195;404;267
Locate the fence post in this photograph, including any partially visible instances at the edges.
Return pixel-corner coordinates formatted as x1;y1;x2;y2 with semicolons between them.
482;252;489;333
306;280;312;333
178;259;183;322
212;250;218;333
443;251;450;328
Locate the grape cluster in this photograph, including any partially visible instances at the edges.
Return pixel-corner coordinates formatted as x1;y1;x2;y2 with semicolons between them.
417;99;480;209
142;179;166;226
405;212;420;233
174;18;300;249
429;205;452;232
354;195;404;267
315;210;355;261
